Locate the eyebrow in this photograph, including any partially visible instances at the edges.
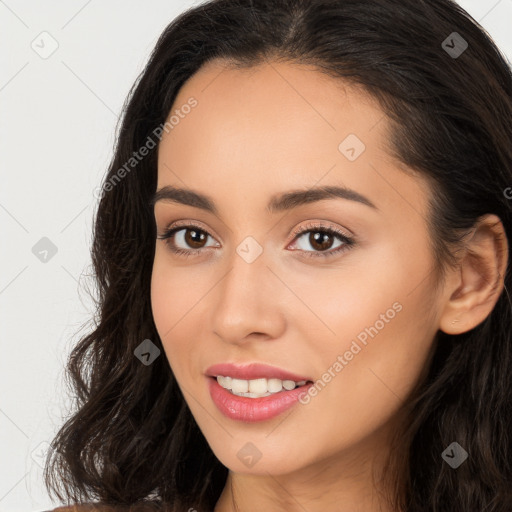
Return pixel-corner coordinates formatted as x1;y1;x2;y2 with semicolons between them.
150;184;377;214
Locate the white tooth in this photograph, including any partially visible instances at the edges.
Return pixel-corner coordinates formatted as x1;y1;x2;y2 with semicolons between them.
267;378;283;393
282;380;296;391
217;375;229;388
248;378;267;394
217;375;304;394
231;378;249;393
245;392;272;398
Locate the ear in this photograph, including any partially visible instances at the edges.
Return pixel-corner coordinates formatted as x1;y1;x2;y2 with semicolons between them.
439;214;509;335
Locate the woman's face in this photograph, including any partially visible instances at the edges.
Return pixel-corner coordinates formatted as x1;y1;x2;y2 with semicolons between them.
151;59;446;477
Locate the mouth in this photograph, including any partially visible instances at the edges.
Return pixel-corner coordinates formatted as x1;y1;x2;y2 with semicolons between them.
209;375;314;398
205;362;315;421
207;375;314;422
205;362;313;383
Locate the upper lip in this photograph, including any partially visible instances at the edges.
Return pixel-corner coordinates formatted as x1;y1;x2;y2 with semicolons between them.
205;362;313;382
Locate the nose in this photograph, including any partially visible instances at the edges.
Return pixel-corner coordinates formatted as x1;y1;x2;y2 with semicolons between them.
211;243;286;346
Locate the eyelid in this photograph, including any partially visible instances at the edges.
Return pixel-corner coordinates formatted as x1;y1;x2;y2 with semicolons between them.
156;219;355;258
159;219;222;242
290;220;353;240
158;219;352;241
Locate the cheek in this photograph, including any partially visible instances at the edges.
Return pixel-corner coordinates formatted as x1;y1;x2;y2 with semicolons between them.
302;234;437;404
150;249;189;364
150;247;211;378
295;295;437;461
150;249;172;334
150;246;199;331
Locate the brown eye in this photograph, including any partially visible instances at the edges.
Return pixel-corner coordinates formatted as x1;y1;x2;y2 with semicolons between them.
306;231;337;251
157;221;355;259
290;223;355;258
157;224;218;256
182;227;208;249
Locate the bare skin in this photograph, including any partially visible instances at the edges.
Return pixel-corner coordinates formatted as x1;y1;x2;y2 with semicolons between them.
150;58;508;512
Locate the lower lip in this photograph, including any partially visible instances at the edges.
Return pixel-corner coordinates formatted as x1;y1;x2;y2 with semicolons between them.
207;376;313;423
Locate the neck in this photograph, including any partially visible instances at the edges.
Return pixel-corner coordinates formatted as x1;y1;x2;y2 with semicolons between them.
213;426;406;512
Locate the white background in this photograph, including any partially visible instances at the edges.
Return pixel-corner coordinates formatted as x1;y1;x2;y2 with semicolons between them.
1;1;511;511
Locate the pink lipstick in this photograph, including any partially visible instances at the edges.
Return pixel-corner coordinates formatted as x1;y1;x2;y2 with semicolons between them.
206;362;314;422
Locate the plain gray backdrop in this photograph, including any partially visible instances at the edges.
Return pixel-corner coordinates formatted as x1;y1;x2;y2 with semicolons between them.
1;1;511;510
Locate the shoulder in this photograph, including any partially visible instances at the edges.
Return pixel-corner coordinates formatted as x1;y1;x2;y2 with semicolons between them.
45;505;111;512
44;506;101;512
45;504;177;512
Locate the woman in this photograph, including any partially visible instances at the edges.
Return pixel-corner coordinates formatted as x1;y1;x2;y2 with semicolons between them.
44;0;512;510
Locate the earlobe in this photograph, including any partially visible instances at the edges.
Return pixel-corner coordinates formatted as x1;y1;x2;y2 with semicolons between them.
439;214;508;335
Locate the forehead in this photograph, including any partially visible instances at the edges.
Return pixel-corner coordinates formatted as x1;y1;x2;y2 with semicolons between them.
164;58;386;155
156;58;430;220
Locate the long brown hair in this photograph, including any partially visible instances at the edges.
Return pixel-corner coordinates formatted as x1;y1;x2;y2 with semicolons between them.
45;0;512;510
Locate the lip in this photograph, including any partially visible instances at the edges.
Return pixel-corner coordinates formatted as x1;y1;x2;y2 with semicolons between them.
205;362;313;382
207;376;313;422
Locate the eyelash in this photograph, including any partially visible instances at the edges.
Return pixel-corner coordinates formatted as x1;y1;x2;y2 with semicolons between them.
156;221;355;260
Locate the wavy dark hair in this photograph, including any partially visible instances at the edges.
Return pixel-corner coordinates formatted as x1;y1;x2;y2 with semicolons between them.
44;0;512;510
